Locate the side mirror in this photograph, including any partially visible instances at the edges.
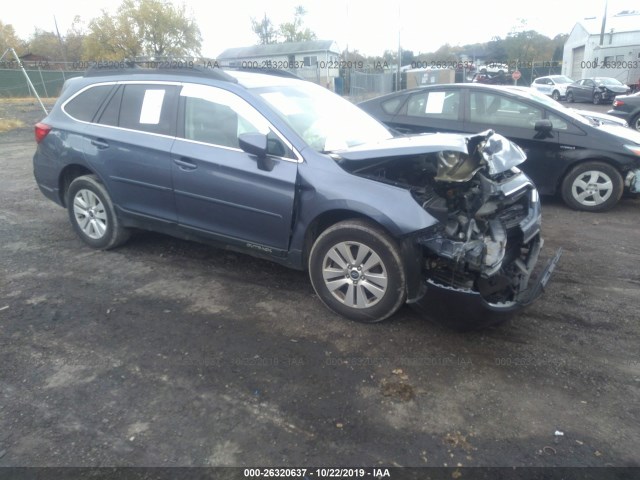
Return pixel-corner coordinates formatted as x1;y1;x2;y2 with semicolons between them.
238;132;275;171
534;119;553;139
239;132;268;158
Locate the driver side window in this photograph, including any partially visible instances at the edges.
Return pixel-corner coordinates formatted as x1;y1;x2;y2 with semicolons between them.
470;92;543;128
180;84;293;158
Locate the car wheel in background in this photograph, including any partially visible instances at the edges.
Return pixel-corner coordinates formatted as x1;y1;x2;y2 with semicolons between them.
308;220;406;323
631;114;640;132
66;175;130;250
566;91;574;103
593;92;602;105
560;162;623;212
552;90;560;101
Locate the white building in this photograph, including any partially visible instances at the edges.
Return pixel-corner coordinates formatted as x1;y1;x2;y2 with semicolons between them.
562;11;640;86
218;40;341;89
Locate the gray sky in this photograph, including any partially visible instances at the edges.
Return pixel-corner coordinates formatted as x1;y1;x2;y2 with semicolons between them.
3;0;636;57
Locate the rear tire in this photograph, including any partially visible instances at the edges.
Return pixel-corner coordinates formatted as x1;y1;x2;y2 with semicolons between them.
308;220;406;323
551;90;560;101
566;91;574;103
631;113;640;132
560;162;623;212
66;175;130;250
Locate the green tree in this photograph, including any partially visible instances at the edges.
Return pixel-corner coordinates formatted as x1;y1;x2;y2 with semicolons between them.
85;0;201;60
251;13;277;45
64;17;87;62
0;21;26;56
26;28;62;59
279;5;317;43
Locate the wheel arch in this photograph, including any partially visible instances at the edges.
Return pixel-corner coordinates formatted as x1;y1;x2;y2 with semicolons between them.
301;210;392;271
58;164;98;207
300;209;425;302
555;156;625;194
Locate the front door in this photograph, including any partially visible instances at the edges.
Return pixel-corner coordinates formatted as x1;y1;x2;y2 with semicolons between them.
171;84;298;253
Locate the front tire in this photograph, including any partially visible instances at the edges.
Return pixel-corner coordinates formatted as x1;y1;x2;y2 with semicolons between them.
308;220;406;323
560;162;623;212
66;175;130;250
593;92;602;105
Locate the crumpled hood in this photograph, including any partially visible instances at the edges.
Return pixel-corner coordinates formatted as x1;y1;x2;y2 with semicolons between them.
334;130;526;177
335;132;469;161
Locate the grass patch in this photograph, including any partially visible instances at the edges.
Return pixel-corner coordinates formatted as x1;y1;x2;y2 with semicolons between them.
0;118;26;132
0;97;57;104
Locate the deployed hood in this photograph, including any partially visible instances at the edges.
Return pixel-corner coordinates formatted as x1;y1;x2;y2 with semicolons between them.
334;130;526;180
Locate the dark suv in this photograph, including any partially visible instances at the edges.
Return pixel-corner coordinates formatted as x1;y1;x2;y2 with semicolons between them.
33;66;559;325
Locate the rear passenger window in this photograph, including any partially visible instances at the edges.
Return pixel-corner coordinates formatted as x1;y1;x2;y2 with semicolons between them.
119;84;179;135
64;85;114;122
406;90;460;120
96;85;123;126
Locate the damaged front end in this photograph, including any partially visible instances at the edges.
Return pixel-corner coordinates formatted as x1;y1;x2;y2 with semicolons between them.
339;130;561;325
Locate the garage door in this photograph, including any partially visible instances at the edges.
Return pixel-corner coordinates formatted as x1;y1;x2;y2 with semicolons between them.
572;46;585;79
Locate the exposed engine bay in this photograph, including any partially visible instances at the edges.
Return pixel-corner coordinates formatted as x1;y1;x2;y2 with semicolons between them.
337;130;550;308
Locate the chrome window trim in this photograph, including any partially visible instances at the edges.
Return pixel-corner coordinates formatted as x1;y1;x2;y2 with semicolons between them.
61;80;304;163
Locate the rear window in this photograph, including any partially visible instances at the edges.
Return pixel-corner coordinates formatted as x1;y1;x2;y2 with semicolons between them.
64;85;114;122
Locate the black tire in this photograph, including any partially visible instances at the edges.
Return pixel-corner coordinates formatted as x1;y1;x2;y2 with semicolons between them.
308;219;406;323
551;90;560;101
593;92;602;105
566;91;574;103
631;113;640;132
560;161;623;212
66;175;130;250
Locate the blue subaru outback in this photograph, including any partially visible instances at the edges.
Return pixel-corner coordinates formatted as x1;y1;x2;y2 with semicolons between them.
33;66;560;325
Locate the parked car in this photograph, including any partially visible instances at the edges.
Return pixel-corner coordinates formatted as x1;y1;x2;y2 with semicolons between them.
530;75;574;101
608;92;640;131
359;83;640;211
33;67;559;325
565;77;631;104
480;63;510;74
472;72;512;85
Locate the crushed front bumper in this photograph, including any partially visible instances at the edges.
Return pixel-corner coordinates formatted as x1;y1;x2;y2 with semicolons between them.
410;247;562;329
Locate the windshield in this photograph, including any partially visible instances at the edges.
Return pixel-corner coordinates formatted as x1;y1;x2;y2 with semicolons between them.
595;78;624;86
505;87;595;126
552;76;573;84
253;82;392;152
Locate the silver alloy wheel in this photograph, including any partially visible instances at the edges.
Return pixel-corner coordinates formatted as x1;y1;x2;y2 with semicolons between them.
571;170;614;207
73;189;108;239
321;241;388;308
633;115;640;132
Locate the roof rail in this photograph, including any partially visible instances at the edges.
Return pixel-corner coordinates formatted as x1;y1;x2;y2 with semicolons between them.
84;61;238;83
227;67;303;80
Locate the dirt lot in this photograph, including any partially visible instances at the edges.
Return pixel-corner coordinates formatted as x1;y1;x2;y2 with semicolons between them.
0;98;639;468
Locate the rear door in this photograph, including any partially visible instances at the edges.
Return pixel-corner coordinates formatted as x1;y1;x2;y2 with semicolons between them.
85;82;179;221
171;84;298;253
389;88;464;134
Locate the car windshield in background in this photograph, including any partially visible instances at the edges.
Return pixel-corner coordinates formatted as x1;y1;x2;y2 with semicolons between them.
508;87;594;125
596;78;624;86
253;82;393;152
553;76;574;84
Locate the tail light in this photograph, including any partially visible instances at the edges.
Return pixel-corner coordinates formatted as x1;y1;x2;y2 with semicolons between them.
612;99;624;107
35;123;51;143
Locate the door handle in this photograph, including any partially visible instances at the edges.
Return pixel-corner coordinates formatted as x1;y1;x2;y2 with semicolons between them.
91;138;109;149
173;157;197;171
